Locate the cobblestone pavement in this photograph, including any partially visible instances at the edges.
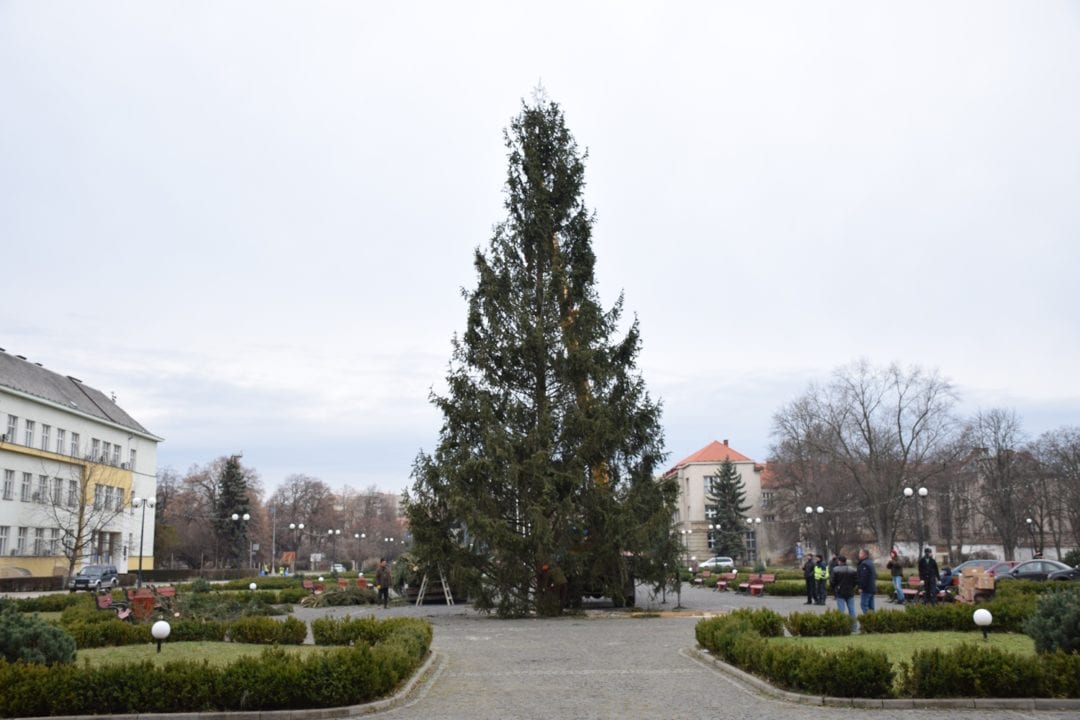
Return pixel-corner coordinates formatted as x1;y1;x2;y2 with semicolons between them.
297;584;1077;720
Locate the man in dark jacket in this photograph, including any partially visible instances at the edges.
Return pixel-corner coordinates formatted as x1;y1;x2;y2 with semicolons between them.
802;556;815;605
856;549;877;614
918;548;941;605
375;558;392;609
830;554;858;630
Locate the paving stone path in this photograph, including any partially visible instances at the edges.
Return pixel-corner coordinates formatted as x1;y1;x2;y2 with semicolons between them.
294;584;1075;719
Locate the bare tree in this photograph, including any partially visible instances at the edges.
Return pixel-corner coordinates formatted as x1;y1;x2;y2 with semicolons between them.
968;408;1033;560
32;458;128;580
771;360;961;552
1032;426;1080;554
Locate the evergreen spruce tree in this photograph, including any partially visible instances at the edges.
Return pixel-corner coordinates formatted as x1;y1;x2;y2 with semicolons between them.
705;459;751;559
213;455;251;568
406;95;677;617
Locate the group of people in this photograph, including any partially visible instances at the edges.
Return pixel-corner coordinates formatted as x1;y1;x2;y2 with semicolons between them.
803;547;952;629
802;549;879;622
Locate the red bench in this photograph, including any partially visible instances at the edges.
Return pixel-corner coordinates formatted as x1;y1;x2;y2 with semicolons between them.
96;593;132;621
750;573;776;596
714;572;738;591
738;573;761;593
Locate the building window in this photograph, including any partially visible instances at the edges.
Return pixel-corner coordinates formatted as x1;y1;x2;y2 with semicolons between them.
761;491;773;509
705;504;718;520
52;477;63;504
5;415;15;442
129;448;137;469
33;528;44;555
37;475;48;504
49;528;59;555
16;527;27;554
104;486;113;511
93;485;103;510
56;428;65;454
67;479;78;507
101;441;110;462
744;530;758;564
112;445;121;466
92;438;100;460
707;530;717;550
0;526;8;555
2;469;12;500
21;472;32;502
24;420;35;447
40;424;51;451
71;432;80;457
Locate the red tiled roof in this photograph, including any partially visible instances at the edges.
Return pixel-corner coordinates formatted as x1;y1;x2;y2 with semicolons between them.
663;440;753;477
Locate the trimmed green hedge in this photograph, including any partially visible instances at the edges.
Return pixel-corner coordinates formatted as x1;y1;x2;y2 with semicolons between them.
900;644;1080;698
859;594;1037;634
785;610;855;636
228;616;307;645
0;617;432;717
312;615;434;649
60;616;299;648
696;610;893;698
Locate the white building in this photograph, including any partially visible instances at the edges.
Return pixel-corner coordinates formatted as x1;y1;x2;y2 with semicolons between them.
664;439;773;564
0;350;161;578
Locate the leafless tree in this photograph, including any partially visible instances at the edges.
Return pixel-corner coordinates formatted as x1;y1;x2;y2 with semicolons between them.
1032;426;1080;553
770;360;962;553
968;408;1034;561
32;458;128;580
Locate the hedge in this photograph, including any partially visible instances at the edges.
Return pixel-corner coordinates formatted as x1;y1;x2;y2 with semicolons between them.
0;617;432;717
784;609;855;636
899;644;1080;698
859;594;1037;634
60;616;300;648
312;615;434;649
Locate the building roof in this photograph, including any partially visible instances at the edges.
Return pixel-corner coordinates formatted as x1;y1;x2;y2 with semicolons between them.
663;439;753;477
0;349;157;439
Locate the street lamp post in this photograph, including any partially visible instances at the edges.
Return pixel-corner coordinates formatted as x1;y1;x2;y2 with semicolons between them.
133;497;154;589
903;487;928;553
353;532;365;571
231;512;251;568
288;522;304;573
745;516;762;565
804;505;824;557
328;529;341;567
1025;518;1042;557
269;506;277;575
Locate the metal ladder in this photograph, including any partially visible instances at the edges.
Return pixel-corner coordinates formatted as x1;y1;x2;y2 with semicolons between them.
415;569;454;606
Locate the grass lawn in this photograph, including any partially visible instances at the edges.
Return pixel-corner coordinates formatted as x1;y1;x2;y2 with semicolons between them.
771;631;1035;666
77;642;326;667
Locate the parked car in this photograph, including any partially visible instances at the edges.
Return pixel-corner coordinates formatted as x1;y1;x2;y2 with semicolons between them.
698;556;735;571
997;559;1077;582
68;564;120;591
330;563;347;573
947;559;1018;585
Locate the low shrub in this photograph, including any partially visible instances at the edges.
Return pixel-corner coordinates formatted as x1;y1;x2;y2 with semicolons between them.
761;580;805;596
228;616;307;645
899;643;1051;698
169;619;227;642
0;617;433;717
859;594;1037;634
785;609;854;637
0;606;76;665
64;619;149;648
1025;585;1080;654
11;594;88;613
725;607;784;637
1063;549;1080;568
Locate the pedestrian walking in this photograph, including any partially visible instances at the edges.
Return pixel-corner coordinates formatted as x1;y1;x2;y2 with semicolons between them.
886;550;905;604
918;548;940;605
856;548;877;613
375;558;392;609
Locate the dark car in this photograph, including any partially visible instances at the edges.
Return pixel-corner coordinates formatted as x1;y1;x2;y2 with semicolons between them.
1049;564;1080;581
946;559;1018;585
68;564;120;591
998;559;1076;582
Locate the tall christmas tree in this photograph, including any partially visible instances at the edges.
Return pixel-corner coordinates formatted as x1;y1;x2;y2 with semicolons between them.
705;459;751;559
406;95;676;617
213;455;251;568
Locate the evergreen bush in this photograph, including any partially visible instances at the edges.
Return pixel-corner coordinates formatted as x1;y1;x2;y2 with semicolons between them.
0;606;76;666
228;616;306;644
785;609;855;636
1025;585;1080;654
1063;549;1080;568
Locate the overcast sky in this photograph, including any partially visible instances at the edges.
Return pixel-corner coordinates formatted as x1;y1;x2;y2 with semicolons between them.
2;2;1078;495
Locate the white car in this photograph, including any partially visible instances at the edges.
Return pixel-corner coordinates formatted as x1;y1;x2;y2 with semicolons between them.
330;563;347;573
698;556;735;571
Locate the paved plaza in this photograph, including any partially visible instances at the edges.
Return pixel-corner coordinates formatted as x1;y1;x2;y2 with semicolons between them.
291;584;1078;720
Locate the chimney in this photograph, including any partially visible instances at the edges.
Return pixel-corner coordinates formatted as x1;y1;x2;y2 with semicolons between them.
723;439;729;446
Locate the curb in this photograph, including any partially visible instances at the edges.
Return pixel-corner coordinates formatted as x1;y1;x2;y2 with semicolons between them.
18;651;443;720
687;647;1080;711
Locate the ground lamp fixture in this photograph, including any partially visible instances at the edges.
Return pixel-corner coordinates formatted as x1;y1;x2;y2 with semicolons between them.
973;608;992;641
151;620;171;654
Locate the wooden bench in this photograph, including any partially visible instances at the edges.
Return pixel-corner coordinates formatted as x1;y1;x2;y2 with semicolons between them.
693;570;712;586
738;573;761;593
96;593;132;621
303;579;315;593
337;578;348;590
750;573;776;597
714;572;738;591
356;576;369;589
902;575;922;602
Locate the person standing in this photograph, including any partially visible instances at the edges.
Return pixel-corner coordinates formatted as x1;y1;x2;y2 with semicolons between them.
856;548;877;614
830;554;858;631
886;550;905;605
802;556;815;605
918;548;940;605
813;554;828;605
375;558;392;609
